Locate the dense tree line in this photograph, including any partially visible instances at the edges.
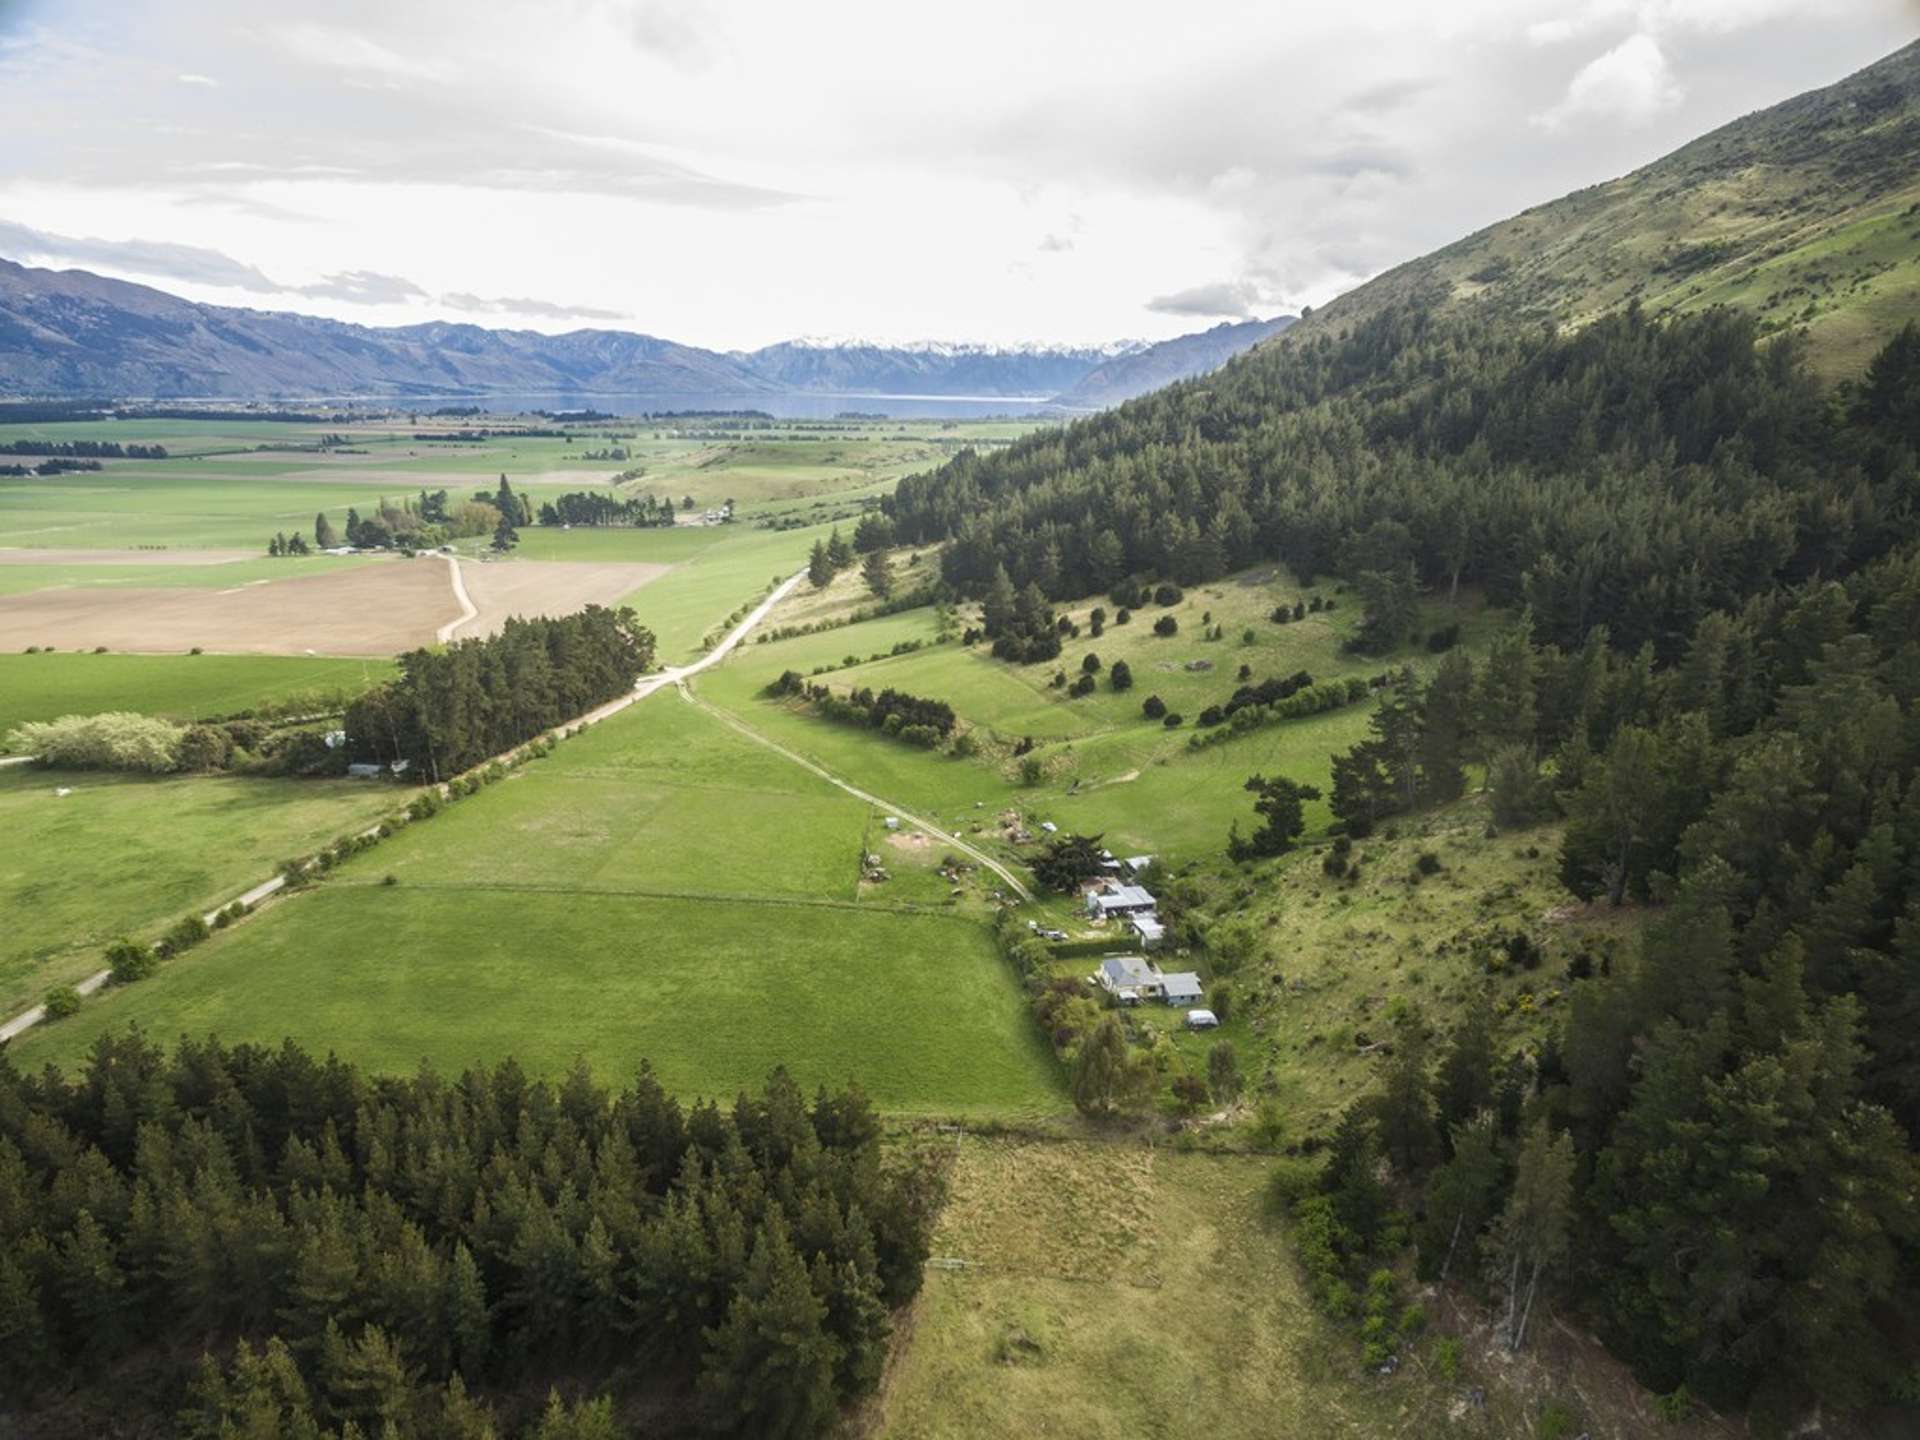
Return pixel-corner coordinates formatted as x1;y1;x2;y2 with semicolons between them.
886;305;1919;665
536;492;676;528
0;440;166;458
345;607;654;781
0;1034;938;1438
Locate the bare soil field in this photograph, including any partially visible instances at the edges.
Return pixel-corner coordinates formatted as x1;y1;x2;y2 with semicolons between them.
450;559;669;639
0;547;257;567
0;557;457;655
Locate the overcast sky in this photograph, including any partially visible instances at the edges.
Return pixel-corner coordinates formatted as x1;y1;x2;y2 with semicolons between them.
0;0;1914;349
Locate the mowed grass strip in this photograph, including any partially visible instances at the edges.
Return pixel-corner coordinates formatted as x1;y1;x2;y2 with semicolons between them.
16;888;1066;1116
0;651;394;740
0;766;401;1018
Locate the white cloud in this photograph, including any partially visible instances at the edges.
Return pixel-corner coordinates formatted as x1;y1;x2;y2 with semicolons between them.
0;0;1909;346
1147;279;1280;320
1534;33;1683;129
176;72;218;86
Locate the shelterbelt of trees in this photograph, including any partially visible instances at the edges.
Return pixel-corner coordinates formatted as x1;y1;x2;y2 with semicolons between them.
0;1036;938;1439
897;308;1920;1421
345;606;655;782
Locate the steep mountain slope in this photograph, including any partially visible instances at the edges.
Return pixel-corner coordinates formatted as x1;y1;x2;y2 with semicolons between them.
1287;38;1920;376
1050;315;1296;407
739;337;1141;398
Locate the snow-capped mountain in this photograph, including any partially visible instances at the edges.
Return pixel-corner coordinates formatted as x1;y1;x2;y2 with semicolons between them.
739;336;1148;396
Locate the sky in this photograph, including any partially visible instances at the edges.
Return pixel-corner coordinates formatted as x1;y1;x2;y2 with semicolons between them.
0;0;1914;350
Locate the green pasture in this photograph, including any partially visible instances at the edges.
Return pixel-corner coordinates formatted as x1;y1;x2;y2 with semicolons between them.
14;691;1063;1114
15;887;1064;1115
0;651;394;742
0;765;399;1019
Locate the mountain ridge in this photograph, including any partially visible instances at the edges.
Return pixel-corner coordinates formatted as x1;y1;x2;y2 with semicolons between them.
0;260;1275;405
1275;37;1920;377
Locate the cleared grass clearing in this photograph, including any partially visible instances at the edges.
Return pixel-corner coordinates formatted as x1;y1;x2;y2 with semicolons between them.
1157;800;1634;1139
0;765;399;1018
0;650;394;741
874;1139;1494;1440
15;888;1064;1115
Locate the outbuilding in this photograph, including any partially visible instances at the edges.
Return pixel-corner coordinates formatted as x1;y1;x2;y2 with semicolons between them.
1087;884;1157;920
1161;971;1205;1006
1185;1008;1220;1030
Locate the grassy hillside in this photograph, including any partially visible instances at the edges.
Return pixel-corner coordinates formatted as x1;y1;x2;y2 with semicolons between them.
1289;40;1920;376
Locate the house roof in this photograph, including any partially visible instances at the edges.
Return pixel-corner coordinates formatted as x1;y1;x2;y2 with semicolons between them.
1092;884;1155;911
1131;913;1166;938
1161;971;1204;999
1100;955;1159;987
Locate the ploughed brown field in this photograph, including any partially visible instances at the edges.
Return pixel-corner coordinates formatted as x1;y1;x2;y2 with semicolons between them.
451;556;668;640
0;556;668;656
0;547;257;566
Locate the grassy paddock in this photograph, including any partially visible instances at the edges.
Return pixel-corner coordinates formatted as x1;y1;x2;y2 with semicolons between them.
16;888;1064;1115
0;651;394;741
0;766;400;1017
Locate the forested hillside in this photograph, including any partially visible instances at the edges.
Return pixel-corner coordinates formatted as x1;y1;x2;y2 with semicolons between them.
1287;39;1920;377
888;277;1920;1421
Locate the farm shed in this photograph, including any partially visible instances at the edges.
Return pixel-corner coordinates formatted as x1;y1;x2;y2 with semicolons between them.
1087;884;1157;920
1130;913;1167;949
1161;971;1204;1006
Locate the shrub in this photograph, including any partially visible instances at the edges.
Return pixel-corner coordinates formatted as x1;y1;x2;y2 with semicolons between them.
107;938;157;984
383;873;399;886
1068;674;1096;697
8;712;184;772
1162;712;1184;728
176;724;235;773
1153;582;1182;606
1081;652;1101;673
1153;615;1178;637
1142;694;1167;719
1115;607;1131;625
156;913;210;958
43;985;81;1020
1109;659;1133;691
1416;851;1443;875
189;646;204;655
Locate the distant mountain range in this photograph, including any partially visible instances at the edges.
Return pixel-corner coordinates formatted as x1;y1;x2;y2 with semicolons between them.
0;259;1286;407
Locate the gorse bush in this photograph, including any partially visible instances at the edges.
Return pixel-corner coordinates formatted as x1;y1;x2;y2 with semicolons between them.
8;712;183;772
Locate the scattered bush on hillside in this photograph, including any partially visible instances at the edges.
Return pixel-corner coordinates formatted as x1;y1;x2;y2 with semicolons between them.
42;985;80;1020
1154;615;1179;636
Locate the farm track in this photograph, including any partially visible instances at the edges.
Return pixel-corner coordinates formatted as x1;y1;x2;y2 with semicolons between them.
328;876;966;917
434;553;478;643
678;686;1035;902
